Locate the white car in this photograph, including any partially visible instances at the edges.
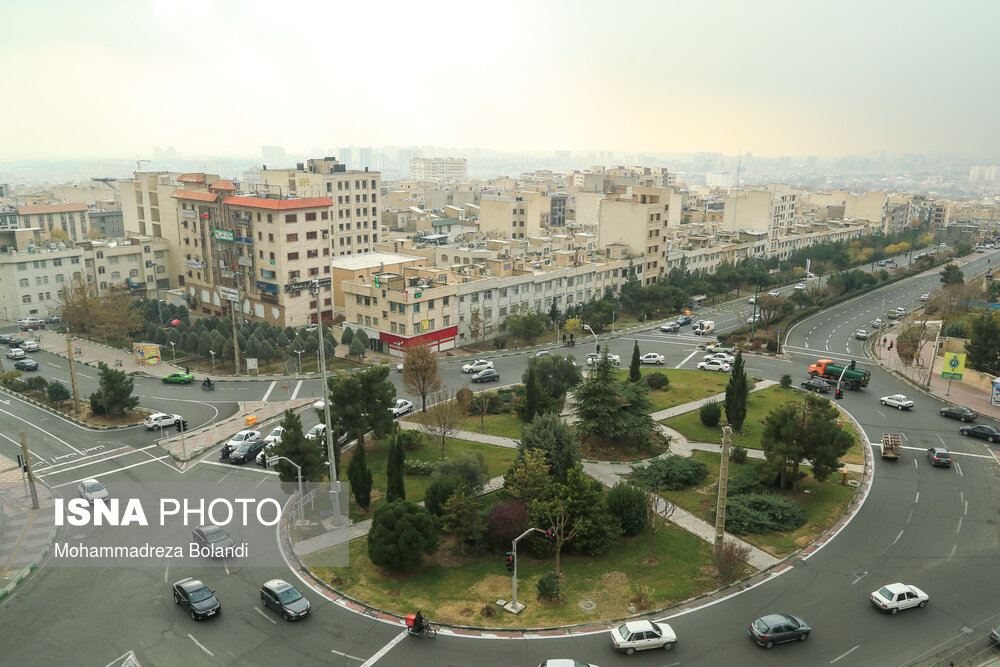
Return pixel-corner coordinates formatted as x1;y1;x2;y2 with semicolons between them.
263;426;285;445
659;321;679;333
747;296;756;304
746;314;762;324
256;440;278;466
869;582;929;614
462;359;494;374
78;479;109;504
144;412;183;430
390;399;414;417
697;359;731;372
539;661;598;667
312;399;326;411
703;352;735;364
893;306;906;315
639;352;665;365
304;424;326;441
855;329;869;340
226;429;261;448
880;394;914;410
919;293;930;301
610;619;677;654
872;317;883;327
5;348;24;360
20;340;40;352
586;353;620;365
793;283;807;291
768;289;781;296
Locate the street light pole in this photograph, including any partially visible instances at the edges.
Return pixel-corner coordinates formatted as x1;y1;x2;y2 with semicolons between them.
151;261;163;327
210;349;216;372
582;323;599;353
296;349;303;374
169;341;176;362
229;271;242;377
268;455;304;520
313;278;344;525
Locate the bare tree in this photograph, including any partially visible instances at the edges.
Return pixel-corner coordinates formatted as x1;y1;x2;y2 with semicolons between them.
58;275;98;335
530;495;582;578
93;291;144;342
401;345;442;412
645;484;673;560
416;391;464;459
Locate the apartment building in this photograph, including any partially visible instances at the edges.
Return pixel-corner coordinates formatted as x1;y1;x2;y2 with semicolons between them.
409;157;467;182
89;210;126;238
479;194;538;239
721;186;799;257
597;187;675;283
254;157;380;258
77;237;171;297
15;203;92;242
119;170;196;284
0;228;82;321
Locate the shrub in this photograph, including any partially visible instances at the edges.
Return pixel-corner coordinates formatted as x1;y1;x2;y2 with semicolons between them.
629;584;655;610
424;474;466;516
8;379;28;394
456;387;474;413
434;452;487;493
367;500;437;572
728;464;767;495
730;444;748;464
645;372;670;390
780;374;792;389
714;540;751;581
397;430;424;451
486;499;528;548
0;370;22;388
766;340;778;353
537;572;560;601
25;376;47;392
630;455;709;491
471;392;506;414
700;400;722;427
724;493;806;534
605;482;648;536
402;459;434;476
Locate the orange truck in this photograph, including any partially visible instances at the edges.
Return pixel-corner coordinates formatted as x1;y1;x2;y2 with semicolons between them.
808;359;870;390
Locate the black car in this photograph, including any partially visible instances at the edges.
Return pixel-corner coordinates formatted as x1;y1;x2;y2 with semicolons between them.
260;578;311;620
471;368;500;383
927;447;952;467
228;440;266;464
675;315;692;326
940;405;977;422
14;358;39;371
172;577;221;620
959;424;1000;443
9;338;24;348
748;613;811;648
0;335;11;345
800;378;831;393
191;525;235;556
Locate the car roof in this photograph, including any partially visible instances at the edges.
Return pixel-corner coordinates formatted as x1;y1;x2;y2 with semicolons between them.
81;478;102;485
759;613;796;626
263;578;293;592
622;620;656;632
930;447;950;454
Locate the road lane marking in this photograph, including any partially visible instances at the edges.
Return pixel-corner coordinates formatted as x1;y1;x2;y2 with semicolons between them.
949;544;957;559
36;445;158;477
164;564;169;583
675;350;699;369
876;410;888;419
261;380;277;402
0;407;85;454
956;517;963;533
255;607;277;624
50;456;172;488
830;645;860;663
905;509;913;525
955;462;963;477
291;380;303;400
358;631;409;666
914;492;919;504
187;634;213;657
331;648;366;662
964;500;968;515
891;529;904;545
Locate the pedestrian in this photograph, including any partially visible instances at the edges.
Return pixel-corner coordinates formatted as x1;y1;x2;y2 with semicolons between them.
883;337;887;347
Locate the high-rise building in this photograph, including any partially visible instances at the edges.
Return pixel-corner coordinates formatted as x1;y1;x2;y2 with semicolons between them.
409;157;468;182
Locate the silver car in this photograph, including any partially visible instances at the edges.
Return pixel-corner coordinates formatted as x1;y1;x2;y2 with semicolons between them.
748;613;810;648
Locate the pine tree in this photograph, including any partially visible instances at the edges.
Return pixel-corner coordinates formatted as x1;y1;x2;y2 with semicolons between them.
629;341;642;383
347;443;373;510
724;350;749;432
386;431;406;502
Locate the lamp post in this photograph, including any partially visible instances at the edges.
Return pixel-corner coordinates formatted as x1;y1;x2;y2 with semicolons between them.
169;341;175;361
267;455;305;520
210;349;216;372
313;278;344;525
582;323;599;353
295;349;303;374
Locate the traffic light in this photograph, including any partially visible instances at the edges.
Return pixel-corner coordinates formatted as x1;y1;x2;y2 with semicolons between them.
505;552;515;572
545;528;556;543
835;389;843;400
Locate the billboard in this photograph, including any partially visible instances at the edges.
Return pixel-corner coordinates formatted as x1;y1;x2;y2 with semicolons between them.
133;343;161;366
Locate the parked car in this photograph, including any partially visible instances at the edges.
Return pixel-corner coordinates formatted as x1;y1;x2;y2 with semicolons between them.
639;353;665;365
304;424;326;441
704;342;736;354
47;314;62;323
144;413;184;430
263;426;285;445
926;447;952;467
610;619;676;654
5;348;25;360
172;577;221;621
768;289;781;296
703;352;735;364
17;317;45;330
697;359;731;372
162;371;194;384
872;317;883;327
960;424;1000;442
462;359;494;374
940;405;977;422
256;440;278;466
0;335;10;345
675;314;692;326
471;368;500;383
747;296;756;304
800;378;831;393
191;525;235;555
305;323;319;332
989;626;1000;646
748;613;810;648
390;399;414;417
14;358;39;371
586;353;620;365
869;583;929;614
855;329;869;340
539;661;598;667
226;429;261;449
659;321;679;333
880;394;914;410
78;479;109;504
20;340;40;352
877;260;886;266
260;579;311;621
9;337;24;348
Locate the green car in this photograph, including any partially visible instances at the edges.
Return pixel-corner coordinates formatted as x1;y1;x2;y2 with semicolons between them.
162;371;195;384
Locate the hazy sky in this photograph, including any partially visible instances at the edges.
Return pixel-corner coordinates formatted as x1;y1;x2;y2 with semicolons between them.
2;0;998;161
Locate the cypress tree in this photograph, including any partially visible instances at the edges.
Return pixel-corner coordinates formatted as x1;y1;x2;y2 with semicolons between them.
347;443;373;510
629;340;642;383
386;431;406;502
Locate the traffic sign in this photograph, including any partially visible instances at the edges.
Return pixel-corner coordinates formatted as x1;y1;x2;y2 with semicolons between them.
942;352;966;380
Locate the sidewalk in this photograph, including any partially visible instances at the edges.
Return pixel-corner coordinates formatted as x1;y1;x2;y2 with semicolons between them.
27;328;146;375
0;457;57;600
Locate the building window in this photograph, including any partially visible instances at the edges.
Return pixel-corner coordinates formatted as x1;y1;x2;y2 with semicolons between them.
22;295;31;303
413;303;420;313
286;233;298;242
306;231;317;240
287;252;299;260
305;212;316;221
285;214;297;223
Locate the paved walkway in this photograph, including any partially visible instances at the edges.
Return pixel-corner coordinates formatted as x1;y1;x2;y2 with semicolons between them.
0;459;57;598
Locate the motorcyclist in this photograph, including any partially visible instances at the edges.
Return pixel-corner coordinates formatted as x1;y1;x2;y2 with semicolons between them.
413;611;425;634
203;377;214;389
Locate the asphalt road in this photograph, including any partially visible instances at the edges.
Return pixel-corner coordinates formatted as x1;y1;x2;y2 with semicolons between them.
3;249;1000;666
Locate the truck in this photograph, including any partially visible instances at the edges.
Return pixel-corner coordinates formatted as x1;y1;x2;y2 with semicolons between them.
808;359;870;390
881;433;901;460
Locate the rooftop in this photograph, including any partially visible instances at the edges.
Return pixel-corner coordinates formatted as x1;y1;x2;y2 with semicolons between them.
17;202;89;215
223;196;332;211
330;251;426;271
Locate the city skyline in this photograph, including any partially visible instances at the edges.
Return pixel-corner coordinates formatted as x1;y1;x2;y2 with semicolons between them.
2;0;998;161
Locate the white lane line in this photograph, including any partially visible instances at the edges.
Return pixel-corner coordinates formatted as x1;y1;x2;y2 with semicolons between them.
830;645;860;663
937;434;947;447
261;380;277;402
956;517;963;533
905;509;914;525
187;634;214;657
914;492;920;504
876;410;888;419
949;544;958;559
36;445;158;477
78;373;93;379
0;407;84;454
164;563;169;583
964;500;968;515
0;432;49;464
291;380;303;400
331;648;367;662
955;462;963;477
900;432;908;441
50;455;171;488
357;631;409;666
675;350;699;369
254;607;277;624
891;529;904;545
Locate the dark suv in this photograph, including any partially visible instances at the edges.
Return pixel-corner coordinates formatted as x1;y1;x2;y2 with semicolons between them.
172;578;221;620
927;447;952;467
260;579;311;620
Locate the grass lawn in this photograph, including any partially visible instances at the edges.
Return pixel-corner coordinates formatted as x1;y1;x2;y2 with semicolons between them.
306;522;718;627
616;368;730;412
659;451;860;558
343;437;516;522
456;411;525;439
661;384;802;448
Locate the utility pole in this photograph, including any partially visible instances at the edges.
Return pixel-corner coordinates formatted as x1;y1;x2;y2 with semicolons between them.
314;279;344;524
66;328;80;411
876;297;887;359
714;425;733;553
229;273;242;376
20;431;39;509
748;263;761;341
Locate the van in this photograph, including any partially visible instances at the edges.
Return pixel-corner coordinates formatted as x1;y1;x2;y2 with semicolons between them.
694;320;716;335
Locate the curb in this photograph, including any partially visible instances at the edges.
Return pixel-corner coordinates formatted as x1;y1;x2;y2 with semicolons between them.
0;386;145;431
0;485;59;602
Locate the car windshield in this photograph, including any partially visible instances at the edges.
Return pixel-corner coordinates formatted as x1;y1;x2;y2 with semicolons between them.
236;443;252;453
233;433;247;442
753;619;768;633
83;482;104;493
188;586;214;603
616;624;634;640
205;528;228;543
268;428;283;438
277;587;303;604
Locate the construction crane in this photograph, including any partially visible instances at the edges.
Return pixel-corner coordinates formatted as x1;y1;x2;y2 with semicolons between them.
136;157;150;171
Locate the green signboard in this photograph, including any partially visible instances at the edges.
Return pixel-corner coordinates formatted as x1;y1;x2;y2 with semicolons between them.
213;229;234;241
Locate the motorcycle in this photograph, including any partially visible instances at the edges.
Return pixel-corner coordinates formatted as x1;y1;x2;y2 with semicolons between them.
202;382;215;391
219;443;233;463
407;623;437;639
